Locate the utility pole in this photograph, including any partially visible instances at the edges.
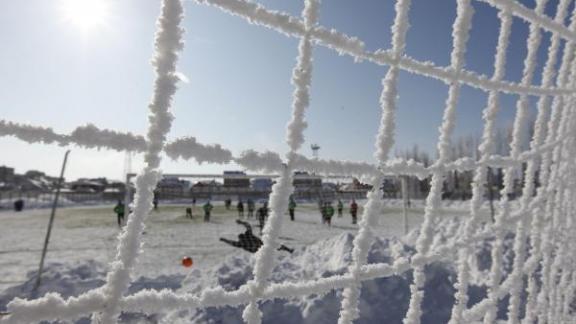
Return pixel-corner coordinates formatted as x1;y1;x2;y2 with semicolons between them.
34;150;70;292
401;175;409;235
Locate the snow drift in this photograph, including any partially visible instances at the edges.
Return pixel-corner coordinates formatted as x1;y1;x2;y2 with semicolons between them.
0;230;522;323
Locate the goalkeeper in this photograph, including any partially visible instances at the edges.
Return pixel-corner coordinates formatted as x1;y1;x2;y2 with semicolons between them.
220;220;294;254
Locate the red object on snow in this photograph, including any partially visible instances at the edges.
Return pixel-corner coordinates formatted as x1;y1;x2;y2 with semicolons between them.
181;256;193;268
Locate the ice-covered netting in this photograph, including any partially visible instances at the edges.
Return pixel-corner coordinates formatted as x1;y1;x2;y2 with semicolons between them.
2;0;576;323
1;119;570;180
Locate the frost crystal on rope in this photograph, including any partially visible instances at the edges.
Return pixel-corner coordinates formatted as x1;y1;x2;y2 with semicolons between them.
339;0;412;323
405;1;474;323
93;0;185;322
2;0;576;323
448;5;512;324
242;0;319;322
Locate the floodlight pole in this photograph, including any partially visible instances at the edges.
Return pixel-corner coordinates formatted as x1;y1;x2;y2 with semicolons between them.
311;144;320;161
34;150;70;292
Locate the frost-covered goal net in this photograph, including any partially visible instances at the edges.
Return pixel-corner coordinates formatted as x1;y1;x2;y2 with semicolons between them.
2;0;576;322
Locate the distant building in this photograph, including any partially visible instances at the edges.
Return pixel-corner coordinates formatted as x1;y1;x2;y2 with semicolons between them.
322;182;338;192
223;171;250;188
25;170;59;187
69;179;107;192
293;171;322;190
251;178;273;191
156;177;190;195
25;170;46;178
105;181;127;193
341;178;373;191
13;175;45;191
0;166;66;191
0;166;15;190
0;166;15;184
192;180;222;189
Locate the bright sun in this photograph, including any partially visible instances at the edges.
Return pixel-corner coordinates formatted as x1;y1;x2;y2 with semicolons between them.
60;0;110;32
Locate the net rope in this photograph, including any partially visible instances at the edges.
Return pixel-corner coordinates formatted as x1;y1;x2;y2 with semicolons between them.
1;0;576;323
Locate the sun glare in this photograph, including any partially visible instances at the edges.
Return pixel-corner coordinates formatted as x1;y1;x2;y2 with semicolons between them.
60;0;110;33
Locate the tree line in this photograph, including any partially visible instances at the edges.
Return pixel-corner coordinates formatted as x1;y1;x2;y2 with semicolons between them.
390;119;538;213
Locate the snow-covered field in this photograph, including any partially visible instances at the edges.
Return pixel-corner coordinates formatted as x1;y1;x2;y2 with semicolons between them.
0;200;492;323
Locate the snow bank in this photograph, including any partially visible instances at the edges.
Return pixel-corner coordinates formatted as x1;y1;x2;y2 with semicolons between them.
164;232;515;324
0;261;106;311
0;262;184;324
0;228;524;323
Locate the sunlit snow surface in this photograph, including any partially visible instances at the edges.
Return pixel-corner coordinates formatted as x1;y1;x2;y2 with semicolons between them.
0;201;518;323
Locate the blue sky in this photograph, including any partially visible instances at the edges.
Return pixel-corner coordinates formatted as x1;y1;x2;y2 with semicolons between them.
0;0;564;180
